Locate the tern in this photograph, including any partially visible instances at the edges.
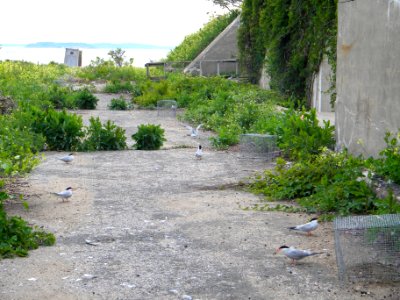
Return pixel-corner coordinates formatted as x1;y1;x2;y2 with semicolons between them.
274;245;323;265
58;153;74;163
195;145;203;159
185;124;203;138
52;187;73;202
288;217;318;236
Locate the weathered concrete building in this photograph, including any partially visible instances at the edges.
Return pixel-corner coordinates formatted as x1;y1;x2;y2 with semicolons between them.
184;16;240;76
64;48;82;67
336;0;400;157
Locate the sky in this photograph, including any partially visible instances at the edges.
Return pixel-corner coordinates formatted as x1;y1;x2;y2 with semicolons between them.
0;0;227;47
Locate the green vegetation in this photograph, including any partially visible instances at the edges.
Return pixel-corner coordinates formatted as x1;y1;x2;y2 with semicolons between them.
368;131;400;185
132;124;166;150
238;0;337;106
108;96;130;110
0;181;55;258
166;10;240;62
80;117;127;151
72;88;99;109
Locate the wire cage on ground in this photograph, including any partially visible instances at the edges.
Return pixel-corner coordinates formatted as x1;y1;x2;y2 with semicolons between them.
157;100;177;117
334;214;400;283
239;134;281;160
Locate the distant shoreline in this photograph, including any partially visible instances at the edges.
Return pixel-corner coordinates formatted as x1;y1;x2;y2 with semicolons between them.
1;42;173;50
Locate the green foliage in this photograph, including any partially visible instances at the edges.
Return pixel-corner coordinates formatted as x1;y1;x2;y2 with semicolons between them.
132;124;166;150
80;117;127;151
249;149;400;217
278;108;335;161
166;10;240;62
370;131;400;184
77;59;146;82
103;80;138;94
0;181;56;259
238;0;337;105
31;109;84;151
71;88;98;109
108;96;129;110
108;48;127;67
133;80;176;108
46;84;75;109
0;114;44;176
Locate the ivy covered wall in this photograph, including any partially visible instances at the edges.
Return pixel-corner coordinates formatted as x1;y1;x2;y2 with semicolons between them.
238;0;337;106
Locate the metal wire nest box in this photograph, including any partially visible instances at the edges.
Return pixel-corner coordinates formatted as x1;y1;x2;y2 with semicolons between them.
157;100;177;117
334;214;400;283
239;134;281;160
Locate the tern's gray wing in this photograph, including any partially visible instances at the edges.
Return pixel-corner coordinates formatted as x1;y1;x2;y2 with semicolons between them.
295;222;317;232
285;248;314;260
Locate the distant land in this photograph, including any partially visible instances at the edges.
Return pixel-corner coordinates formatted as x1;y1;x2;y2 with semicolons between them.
1;42;173;49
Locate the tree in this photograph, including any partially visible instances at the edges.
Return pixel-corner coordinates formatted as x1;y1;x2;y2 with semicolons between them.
209;0;242;11
108;48;126;67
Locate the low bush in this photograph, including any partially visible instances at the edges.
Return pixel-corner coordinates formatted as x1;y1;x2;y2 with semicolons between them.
80;117;127;151
132;124;166;150
369;131;400;184
0;181;56;258
108;96;129;110
104;80;138;94
31;108;84;151
72;88;98;109
249;149;400;218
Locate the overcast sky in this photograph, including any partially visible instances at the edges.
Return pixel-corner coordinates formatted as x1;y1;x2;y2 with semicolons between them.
1;0;226;46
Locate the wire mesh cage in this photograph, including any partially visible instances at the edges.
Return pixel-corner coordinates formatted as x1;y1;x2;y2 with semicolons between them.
157;100;177;117
239;134;281;160
334;214;400;283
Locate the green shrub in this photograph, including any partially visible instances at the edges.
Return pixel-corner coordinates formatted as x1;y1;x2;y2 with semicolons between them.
0;114;44;176
72;88;98;109
278;108;335;161
103;80;137;94
248;149;400;217
0;181;56;258
80;117;127;151
108;96;129;110
370;131;400;184
133;80;175;108
31;109;84;151
46;84;75;109
132;124;166;150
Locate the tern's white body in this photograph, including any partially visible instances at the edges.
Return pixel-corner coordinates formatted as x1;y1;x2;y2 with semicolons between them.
275;245;322;265
288;218;318;235
185;124;203;138
59;153;74;163
195;145;203;159
53;187;73;201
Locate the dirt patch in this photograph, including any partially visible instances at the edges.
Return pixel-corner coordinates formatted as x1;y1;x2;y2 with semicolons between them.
1;94;399;300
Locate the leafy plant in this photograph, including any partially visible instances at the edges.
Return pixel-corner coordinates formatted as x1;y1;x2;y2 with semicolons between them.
31;108;84;151
108;96;129;110
248;150;387;217
278;108;335;161
80;117;127;151
0;181;56;259
371;131;400;184
132;124;166;150
72;88;99;109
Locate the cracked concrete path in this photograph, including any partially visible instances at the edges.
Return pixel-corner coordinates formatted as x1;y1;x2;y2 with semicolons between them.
1;94;398;300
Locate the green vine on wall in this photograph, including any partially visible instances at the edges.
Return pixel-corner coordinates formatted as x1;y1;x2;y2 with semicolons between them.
238;0;337;107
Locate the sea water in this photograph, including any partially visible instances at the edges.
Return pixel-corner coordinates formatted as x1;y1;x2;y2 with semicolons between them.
0;47;172;68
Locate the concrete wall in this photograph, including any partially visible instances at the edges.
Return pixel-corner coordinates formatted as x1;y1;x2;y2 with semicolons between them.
336;0;400;157
311;56;334;113
184;16;240;76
